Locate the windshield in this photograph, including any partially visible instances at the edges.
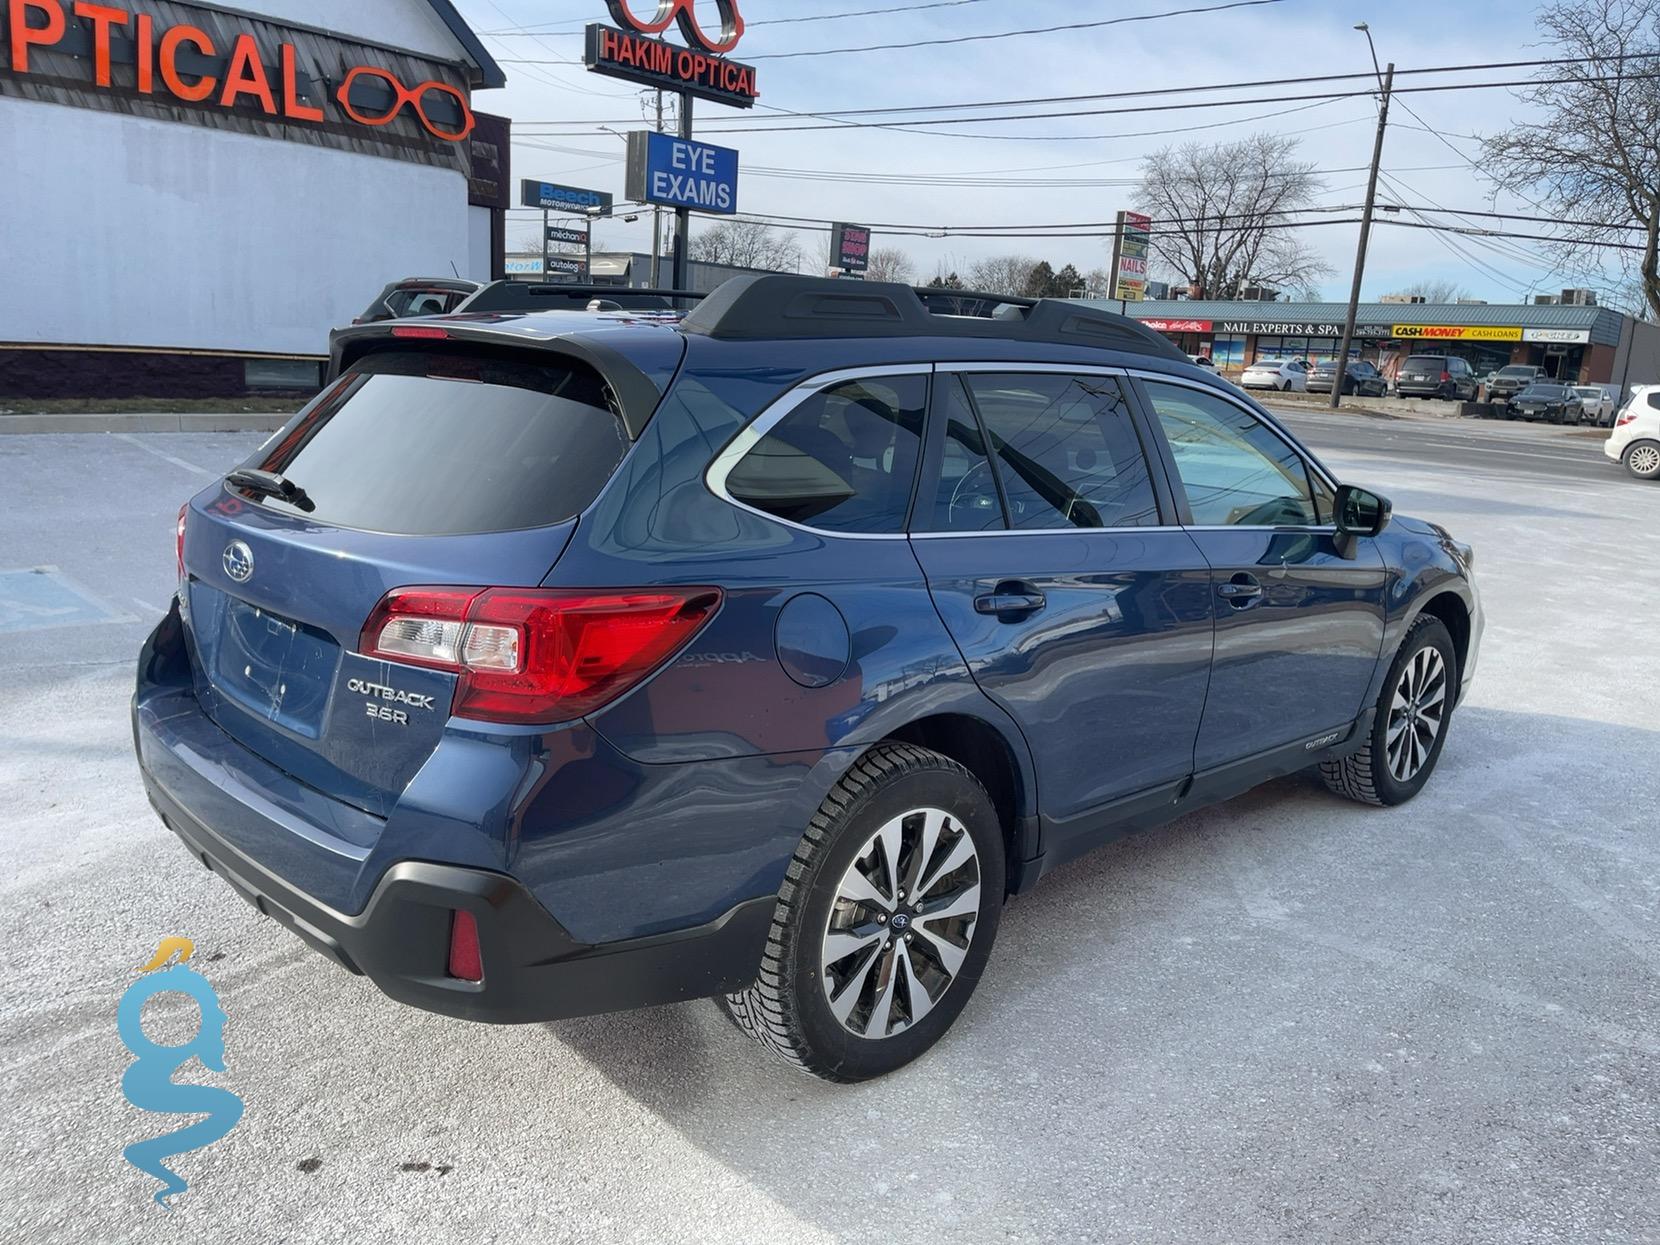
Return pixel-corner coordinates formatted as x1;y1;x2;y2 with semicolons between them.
1497;366;1536;378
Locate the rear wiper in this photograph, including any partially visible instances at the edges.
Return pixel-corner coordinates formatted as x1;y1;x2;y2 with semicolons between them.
226;468;315;512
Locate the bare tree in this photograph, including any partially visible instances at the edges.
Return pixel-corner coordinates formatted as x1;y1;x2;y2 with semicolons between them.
1380;279;1471;303
1135;133;1332;299
966;254;1040;295
1481;0;1660;317
690;219;803;272
865;247;916;284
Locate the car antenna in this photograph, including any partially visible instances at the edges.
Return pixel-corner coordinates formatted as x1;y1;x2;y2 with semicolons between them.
449;261;461;278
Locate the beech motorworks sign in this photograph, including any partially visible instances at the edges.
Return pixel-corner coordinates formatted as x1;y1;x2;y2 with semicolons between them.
585;0;757;108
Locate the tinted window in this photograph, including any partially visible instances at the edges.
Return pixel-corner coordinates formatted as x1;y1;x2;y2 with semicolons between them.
963;373;1160;530
1404;356;1449;369
725;375;926;534
237;349;628;536
1144;381;1320;527
926;378;1004;532
1497;366;1536;378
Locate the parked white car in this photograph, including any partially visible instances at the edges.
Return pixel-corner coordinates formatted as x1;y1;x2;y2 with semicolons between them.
1240;358;1309;392
1572;384;1618;426
1606;385;1660;479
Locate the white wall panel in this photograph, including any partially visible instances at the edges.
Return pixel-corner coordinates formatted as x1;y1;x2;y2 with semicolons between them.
0;96;469;355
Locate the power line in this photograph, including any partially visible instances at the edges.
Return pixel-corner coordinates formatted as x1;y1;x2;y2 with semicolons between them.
743;0;1286;59
510;72;1660;141
478;0;997;36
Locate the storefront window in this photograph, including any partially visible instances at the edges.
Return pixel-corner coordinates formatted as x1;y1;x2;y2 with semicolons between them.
1255;336;1310;362
1210;335;1246;367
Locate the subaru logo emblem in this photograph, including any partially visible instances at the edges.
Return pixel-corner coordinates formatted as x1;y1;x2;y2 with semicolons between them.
222;541;254;584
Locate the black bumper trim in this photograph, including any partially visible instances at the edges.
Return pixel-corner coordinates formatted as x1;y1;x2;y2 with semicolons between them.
143;771;773;1025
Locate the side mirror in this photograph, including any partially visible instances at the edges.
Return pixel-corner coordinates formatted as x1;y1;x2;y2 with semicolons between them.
1333;484;1391;558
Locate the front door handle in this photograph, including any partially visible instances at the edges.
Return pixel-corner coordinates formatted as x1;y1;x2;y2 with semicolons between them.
1217;574;1263;608
975;581;1047;618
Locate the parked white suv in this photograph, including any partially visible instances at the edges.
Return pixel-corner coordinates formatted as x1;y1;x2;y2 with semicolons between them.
1606;385;1660;479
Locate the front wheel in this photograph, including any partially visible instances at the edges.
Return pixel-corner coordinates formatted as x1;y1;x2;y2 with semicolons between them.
1322;616;1458;807
721;743;1006;1081
1624;440;1660;479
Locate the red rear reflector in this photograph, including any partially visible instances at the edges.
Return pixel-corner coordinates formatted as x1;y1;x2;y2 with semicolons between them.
448;910;483;982
390;325;450;339
361;586;722;724
176;504;188;581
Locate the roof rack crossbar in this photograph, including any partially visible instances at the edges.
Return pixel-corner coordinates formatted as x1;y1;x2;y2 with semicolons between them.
679;276;1184;360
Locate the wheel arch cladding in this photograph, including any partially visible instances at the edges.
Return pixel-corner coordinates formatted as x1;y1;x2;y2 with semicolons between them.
1414;591;1471;684
878;712;1037;890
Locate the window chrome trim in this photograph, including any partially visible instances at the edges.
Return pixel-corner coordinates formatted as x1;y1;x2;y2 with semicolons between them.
704;364;932;542
1125;366;1343;498
936;362;1129;378
911;525;1186;539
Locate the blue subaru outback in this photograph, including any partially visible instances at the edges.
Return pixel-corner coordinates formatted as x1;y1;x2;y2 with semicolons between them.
135;277;1481;1080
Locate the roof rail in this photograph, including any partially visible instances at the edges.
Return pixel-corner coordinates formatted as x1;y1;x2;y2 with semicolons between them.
457;281;706;314
679;275;1184;359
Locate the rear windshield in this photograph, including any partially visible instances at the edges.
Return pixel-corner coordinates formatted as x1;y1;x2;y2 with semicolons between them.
1523;385;1568;397
1403;356;1449;367
234;349;628;535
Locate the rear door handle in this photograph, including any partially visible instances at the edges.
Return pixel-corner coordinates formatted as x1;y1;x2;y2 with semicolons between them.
974;581;1047;617
1217;574;1263;608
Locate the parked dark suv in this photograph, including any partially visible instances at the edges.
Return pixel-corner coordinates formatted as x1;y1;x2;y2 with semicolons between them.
1395;354;1479;400
1307;359;1387;396
135;277;1482;1081
1484;364;1544;406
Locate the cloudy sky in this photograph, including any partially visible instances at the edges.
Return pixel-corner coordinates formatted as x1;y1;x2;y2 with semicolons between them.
453;0;1601;304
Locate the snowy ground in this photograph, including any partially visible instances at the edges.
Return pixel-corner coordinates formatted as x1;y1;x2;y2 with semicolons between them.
2;420;1657;1244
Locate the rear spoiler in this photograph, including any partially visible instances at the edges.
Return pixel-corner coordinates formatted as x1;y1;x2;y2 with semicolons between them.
324;320;680;440
456;281;707;315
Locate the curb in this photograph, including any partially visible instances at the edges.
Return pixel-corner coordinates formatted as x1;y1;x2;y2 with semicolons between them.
0;412;291;434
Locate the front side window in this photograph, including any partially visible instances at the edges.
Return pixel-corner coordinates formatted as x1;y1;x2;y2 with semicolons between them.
724;375;926;534
1143;381;1321;527
963;373;1161;530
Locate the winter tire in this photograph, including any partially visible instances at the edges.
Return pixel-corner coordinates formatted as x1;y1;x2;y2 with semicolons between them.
720;743;1005;1081
1321;615;1458;807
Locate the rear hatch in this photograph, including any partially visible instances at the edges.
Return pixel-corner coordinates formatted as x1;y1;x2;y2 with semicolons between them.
179;345;636;817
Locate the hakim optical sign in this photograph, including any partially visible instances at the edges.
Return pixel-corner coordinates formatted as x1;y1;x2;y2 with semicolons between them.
585;0;758;108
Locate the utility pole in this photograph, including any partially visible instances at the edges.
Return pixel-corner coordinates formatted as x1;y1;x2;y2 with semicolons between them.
672;94;694;290
1331;59;1393;409
650;90;664;288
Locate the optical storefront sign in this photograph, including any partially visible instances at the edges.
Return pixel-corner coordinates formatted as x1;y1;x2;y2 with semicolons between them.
585;0;757;108
1;0;475;141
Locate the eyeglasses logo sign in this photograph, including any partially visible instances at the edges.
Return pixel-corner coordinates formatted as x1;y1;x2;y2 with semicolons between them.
118;937;245;1209
606;0;746;54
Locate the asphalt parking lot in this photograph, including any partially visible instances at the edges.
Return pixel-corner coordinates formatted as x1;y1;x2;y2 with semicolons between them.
3;415;1658;1244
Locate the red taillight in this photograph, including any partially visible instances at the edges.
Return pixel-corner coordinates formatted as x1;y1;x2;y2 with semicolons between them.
447;910;483;982
360;586;722;724
175;504;188;581
1615;409;1637;426
390;325;449;339
1439;370;1452;382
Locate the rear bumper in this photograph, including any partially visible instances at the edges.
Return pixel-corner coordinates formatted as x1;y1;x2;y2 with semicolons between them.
141;757;772;1023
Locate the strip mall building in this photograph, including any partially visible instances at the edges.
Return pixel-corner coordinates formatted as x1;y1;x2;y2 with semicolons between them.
1098;299;1660;390
0;0;509;398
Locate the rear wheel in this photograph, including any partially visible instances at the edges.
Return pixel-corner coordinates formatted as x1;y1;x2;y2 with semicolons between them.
1625;440;1660;480
721;743;1005;1081
1322;616;1457;807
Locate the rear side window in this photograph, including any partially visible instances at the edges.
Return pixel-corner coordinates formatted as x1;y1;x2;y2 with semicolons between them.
237;349;628;535
723;375;927;534
963;373;1161;530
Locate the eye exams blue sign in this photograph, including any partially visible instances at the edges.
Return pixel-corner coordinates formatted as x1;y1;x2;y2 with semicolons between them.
626;131;739;214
